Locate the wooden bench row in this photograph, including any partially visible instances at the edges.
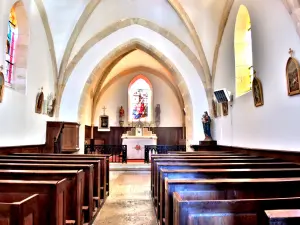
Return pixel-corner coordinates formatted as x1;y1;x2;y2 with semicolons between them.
0;153;110;225
151;151;300;225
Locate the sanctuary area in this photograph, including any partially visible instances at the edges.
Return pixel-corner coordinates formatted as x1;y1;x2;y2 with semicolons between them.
1;0;300;225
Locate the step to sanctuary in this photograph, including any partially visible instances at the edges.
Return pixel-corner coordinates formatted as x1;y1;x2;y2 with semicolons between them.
110;163;150;171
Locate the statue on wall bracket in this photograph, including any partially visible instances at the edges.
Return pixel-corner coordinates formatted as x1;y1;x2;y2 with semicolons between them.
155;104;161;127
35;87;44;114
252;70;264;107
119;106;125;127
286;48;300;96
0;65;4;103
202;111;212;141
99;106;109;129
47;93;56;117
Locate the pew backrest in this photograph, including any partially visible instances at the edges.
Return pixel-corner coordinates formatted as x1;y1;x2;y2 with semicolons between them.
0;194;39;225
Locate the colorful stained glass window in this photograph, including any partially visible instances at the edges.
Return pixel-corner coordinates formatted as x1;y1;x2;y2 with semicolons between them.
128;76;152;122
5;7;18;84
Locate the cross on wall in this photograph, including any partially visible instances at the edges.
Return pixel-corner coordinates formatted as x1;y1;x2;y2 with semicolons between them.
102;106;107;115
289;48;294;57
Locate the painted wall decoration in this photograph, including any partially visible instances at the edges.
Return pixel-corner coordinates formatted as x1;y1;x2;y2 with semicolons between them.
252;70;264;107
286;48;300;96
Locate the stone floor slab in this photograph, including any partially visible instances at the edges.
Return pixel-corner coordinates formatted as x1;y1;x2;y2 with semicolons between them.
94;171;157;225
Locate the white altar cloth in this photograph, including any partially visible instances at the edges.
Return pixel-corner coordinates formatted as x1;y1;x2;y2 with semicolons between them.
122;136;157;159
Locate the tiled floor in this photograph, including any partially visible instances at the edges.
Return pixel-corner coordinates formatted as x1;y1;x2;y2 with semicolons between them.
94;171;157;225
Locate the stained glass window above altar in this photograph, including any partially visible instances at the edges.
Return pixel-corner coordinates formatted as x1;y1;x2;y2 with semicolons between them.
128;75;152;123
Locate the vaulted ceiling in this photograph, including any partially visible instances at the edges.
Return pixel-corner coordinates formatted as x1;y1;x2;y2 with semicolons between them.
33;0;299;115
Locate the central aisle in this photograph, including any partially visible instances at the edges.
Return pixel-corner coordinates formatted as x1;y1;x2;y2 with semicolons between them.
94;171;157;225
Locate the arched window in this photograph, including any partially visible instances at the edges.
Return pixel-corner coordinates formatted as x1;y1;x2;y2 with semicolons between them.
4;1;29;93
128;75;153;122
234;5;254;97
5;5;18;85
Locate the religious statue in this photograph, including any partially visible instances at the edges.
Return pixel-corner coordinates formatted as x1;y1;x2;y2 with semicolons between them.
155;104;161;127
0;65;4;103
202;111;212;140
35;87;44;114
47;93;56;117
119;106;125;127
119;106;125;118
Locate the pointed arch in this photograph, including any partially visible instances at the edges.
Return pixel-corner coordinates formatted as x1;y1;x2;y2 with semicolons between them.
59;18;205;95
72;39;196;143
234;5;254;97
5;1;29;93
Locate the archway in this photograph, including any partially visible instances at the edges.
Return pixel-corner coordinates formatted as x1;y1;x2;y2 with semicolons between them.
59;27;208;146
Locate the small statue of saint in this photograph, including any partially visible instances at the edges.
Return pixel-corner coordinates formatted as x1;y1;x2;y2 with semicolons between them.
202;111;212;140
119;106;125;127
35;87;44;114
119;106;125;118
155;104;161;126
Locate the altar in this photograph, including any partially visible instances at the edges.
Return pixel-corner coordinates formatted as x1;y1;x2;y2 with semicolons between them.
121;127;157;159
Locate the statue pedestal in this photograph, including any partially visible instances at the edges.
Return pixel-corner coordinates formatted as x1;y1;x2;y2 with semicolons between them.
199;140;217;146
190;140;218;152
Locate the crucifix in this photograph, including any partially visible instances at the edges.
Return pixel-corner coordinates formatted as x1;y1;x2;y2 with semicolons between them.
289;48;294;57
102;106;107;115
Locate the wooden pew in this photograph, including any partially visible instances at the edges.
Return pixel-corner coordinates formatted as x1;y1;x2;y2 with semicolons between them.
159;151;248;156
0;193;39;225
0;157;103;206
12;153;110;198
0;163;94;222
153;161;295;204
150;155;276;194
0;179;69;225
173;195;300;225
0;169;85;225
164;178;300;225
166;150;237;154
158;168;300;223
262;209;300;225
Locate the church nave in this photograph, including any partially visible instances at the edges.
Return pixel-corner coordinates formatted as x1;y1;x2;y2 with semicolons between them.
94;171;157;225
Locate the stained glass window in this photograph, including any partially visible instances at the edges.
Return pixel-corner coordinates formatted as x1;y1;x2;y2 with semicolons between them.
128;76;152;122
5;6;18;84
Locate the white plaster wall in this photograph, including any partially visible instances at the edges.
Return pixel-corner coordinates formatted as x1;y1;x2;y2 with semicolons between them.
70;0;197;63
78;93;92;153
0;0;55;146
214;0;300;150
60;25;208;144
94;72;182;127
179;0;227;71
